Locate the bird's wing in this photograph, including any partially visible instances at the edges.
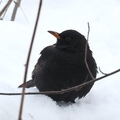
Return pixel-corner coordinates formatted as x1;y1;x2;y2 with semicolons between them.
32;45;56;79
31;58;46;79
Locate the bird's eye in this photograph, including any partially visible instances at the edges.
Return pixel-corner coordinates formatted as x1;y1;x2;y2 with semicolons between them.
65;37;71;42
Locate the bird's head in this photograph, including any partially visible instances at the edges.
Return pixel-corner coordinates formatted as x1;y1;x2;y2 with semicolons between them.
48;30;89;53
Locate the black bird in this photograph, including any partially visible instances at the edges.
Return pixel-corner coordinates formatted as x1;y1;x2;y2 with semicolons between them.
19;30;97;103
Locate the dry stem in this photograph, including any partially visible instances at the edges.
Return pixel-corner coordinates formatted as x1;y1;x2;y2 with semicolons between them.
0;0;12;17
85;22;95;79
0;68;120;96
18;0;43;120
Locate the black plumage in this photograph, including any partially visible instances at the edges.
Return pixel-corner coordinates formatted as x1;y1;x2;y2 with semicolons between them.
19;30;97;102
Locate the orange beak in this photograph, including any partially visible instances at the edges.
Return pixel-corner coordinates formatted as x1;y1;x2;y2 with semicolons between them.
48;31;61;39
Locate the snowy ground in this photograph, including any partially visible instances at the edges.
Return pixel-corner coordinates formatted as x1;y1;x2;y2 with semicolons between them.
0;0;120;120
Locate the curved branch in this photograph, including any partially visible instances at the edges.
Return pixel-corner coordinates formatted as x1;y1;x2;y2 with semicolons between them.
99;67;108;75
0;68;120;96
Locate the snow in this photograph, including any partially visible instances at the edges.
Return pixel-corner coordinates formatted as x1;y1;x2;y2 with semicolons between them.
0;0;120;119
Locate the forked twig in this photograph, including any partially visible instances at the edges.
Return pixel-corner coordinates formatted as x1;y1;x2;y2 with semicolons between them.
0;68;120;96
85;22;95;79
18;0;43;120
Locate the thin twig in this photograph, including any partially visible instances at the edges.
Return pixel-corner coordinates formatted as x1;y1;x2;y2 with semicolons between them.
99;67;107;75
0;68;120;96
85;22;95;79
0;0;12;17
19;6;29;23
11;0;21;21
18;0;43;120
0;5;8;20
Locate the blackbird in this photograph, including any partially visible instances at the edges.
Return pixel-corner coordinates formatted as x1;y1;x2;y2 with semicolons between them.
19;30;97;103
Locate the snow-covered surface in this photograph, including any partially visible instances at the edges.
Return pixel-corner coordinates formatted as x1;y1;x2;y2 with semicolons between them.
0;0;120;119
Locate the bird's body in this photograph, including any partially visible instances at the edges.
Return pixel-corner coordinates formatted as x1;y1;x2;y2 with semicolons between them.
19;30;97;103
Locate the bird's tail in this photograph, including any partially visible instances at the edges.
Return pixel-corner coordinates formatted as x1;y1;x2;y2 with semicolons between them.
18;79;35;88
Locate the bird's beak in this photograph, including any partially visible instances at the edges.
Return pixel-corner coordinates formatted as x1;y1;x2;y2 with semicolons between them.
48;31;61;40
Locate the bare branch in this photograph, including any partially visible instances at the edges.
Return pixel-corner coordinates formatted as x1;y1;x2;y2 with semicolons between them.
0;5;9;20
0;68;120;96
0;0;12;17
99;67;108;75
18;0;43;120
85;22;95;79
11;0;21;21
87;22;90;41
19;6;29;23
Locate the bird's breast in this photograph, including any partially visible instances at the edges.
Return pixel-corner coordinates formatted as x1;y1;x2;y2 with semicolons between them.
35;49;95;91
43;51;86;77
